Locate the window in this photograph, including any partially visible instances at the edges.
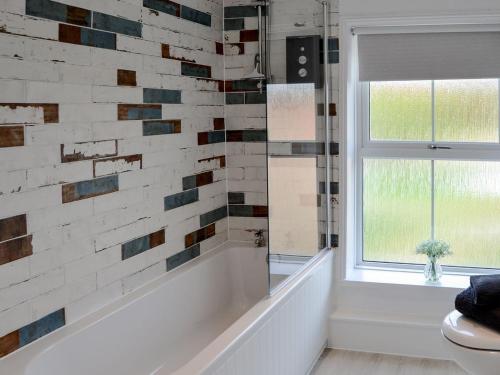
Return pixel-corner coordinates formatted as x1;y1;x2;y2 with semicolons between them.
359;79;500;269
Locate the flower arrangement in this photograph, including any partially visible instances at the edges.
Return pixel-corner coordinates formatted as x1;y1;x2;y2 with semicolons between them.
416;240;451;260
416;240;451;282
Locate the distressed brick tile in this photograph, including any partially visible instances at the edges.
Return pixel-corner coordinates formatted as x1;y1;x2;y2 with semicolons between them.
164;189;198;210
240;29;259;42
143;0;180;17
0;104;58;124
93;154;142;177
117;69;137;86
0;235;33;266
142;119;181;136
0;214;27;243
118;104;161;120
0;126;24;148
0;331;19;358
184;223;215;247
121;229;165;260
213;118;225;130
93;12;142;38
143;88;181;104
62;175;119;203
19;309;65;346
166;244;200;271
181;62;212;78
26;0;91;27
180;5;211;27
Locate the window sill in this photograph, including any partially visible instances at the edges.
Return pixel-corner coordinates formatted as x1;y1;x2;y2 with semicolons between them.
345;267;469;290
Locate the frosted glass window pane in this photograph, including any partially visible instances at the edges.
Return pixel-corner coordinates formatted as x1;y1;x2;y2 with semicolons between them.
435;161;500;268
363;159;431;263
435;79;499;142
370;81;432;141
267;83;316;141
268;157;319;256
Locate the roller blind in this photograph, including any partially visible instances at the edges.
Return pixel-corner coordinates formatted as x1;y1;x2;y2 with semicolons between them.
358;31;500;81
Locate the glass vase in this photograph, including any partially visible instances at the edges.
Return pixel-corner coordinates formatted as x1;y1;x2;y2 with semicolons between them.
424;257;442;282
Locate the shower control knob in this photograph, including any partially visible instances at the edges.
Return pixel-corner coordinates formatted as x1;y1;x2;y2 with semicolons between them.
298;55;307;64
298;68;308;77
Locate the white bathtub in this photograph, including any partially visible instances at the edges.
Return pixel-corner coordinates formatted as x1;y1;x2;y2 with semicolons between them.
0;241;333;375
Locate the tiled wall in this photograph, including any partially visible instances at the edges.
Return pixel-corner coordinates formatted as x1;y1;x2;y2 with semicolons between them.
223;1;269;242
0;0;226;357
223;0;340;247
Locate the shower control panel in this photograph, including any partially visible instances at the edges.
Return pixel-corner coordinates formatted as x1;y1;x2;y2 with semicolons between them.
286;35;321;87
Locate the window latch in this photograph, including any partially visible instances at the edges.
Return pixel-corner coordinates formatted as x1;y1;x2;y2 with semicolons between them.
427;144;451;150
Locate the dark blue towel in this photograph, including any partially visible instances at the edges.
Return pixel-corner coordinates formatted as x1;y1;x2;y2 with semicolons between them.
470;274;500;306
455;287;500;333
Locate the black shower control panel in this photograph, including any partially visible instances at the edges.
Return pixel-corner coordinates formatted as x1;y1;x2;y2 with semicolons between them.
286;35;321;87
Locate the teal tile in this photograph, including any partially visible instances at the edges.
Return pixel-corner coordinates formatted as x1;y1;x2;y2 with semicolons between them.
92;12;142;37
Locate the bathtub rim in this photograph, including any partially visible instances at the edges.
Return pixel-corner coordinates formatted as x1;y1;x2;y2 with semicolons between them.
171;247;334;375
0;241;261;373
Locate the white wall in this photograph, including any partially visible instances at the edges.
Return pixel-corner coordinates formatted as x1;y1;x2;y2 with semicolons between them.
330;0;500;360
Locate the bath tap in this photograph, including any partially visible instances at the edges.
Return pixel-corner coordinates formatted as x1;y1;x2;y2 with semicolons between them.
255;229;266;247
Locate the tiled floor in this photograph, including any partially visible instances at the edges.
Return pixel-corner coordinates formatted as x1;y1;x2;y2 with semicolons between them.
311;349;468;375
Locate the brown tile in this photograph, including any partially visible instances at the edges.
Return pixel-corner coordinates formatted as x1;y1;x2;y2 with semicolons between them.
196;171;213;187
213;118;225;130
66;6;91;26
0;214;27;243
240;29;258;42
0;331;19;358
161;43;170;58
197;132;209;145
59;24;81;45
0;104;58;124
185;223;216;247
226;130;242;142
252;205;268;217
0;126;24;148
317;103;337;116
329;103;337;116
0;235;33;266
149;229;165;248
215;42;224;55
117;69;137;86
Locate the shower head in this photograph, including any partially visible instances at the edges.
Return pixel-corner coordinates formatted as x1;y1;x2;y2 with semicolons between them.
242;67;266;80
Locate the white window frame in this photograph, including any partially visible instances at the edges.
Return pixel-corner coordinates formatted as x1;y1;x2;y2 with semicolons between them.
338;16;500;280
354;78;500;274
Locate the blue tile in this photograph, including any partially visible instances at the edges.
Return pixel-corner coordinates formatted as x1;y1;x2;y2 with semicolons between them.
166;244;200;271
26;0;91;26
143;0;180;16
63;175;119;203
224;18;244;30
228;205;253;217
142;120;181;136
208;131;226;144
92;12;142;37
200;206;227;227
143;88;182;104
122;236;150;260
19;309;65;347
226;93;244;105
224;6;260;18
164;189;199;210
180;5;211;27
182;175;196;190
245;92;266;104
80;27;116;50
328;51;339;64
228;192;244;204
181;62;211;78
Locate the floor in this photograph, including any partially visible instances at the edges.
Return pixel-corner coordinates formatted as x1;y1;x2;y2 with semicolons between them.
311;349;468;375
